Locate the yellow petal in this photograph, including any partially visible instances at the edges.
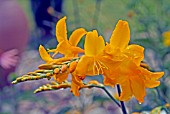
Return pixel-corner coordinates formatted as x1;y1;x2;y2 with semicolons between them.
111;60;145;95
75;55;90;76
124;44;144;66
119;79;132;101
140;67;164;80
56;16;67;42
85;30;105;56
71;82;80;96
99;56;122;71
110;20;130;51
56;40;71;55
130;76;146;103
103;75;116;87
114;60;139;82
71;46;84;54
39;45;53;63
103;44;121;59
145;80;160;88
75;55;97;76
150;72;164;80
57;40;84;57
69;28;87;46
71;73;84;87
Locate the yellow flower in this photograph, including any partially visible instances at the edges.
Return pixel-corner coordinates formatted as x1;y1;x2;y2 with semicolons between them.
38;18;164;102
39;44;73;65
75;30;121;76
104;20;164;103
71;30;122;96
103;20;143;87
39;16;87;84
163;30;170;46
38;45;72;84
75;30;105;76
104;20;143;61
50;16;87;57
114;60;163;103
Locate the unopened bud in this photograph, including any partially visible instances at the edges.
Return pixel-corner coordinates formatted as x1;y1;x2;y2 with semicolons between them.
61;64;68;72
46;73;51;77
38;64;53;69
69;61;78;73
54;68;60;74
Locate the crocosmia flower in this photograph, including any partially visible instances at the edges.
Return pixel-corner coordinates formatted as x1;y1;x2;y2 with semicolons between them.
50;16;87;57
12;16;164;105
103;20;164;103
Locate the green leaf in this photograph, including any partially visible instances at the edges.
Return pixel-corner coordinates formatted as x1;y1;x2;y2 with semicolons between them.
150;106;163;114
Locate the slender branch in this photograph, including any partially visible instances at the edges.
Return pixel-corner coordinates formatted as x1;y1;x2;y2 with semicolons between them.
117;85;127;114
82;84;122;108
88;85;121;107
33;82;121;108
102;87;121;107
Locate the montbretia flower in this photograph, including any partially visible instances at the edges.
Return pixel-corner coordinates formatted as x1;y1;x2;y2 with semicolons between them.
39;16;87;84
70;30;121;96
75;30;121;82
49;16;87;57
113;60;163;103
39;45;73;84
103;20;164;103
13;16;164;105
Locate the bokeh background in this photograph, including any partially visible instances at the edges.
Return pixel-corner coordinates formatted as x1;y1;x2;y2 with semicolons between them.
0;0;170;114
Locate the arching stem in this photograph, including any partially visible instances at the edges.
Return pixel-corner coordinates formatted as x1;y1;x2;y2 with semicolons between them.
117;84;127;114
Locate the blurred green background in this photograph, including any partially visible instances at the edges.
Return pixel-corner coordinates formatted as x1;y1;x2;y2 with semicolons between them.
0;0;170;114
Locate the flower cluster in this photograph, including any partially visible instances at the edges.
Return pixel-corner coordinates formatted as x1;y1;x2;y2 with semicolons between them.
13;16;164;103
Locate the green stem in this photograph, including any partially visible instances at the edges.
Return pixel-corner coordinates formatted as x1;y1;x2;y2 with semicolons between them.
117;85;127;114
102;87;121;107
89;85;121;107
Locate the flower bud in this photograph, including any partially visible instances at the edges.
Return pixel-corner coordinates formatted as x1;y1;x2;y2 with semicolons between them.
54;68;60;74
61;64;68;72
69;61;78;73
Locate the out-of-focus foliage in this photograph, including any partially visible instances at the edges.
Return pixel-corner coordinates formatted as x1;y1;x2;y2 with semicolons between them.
1;0;170;114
